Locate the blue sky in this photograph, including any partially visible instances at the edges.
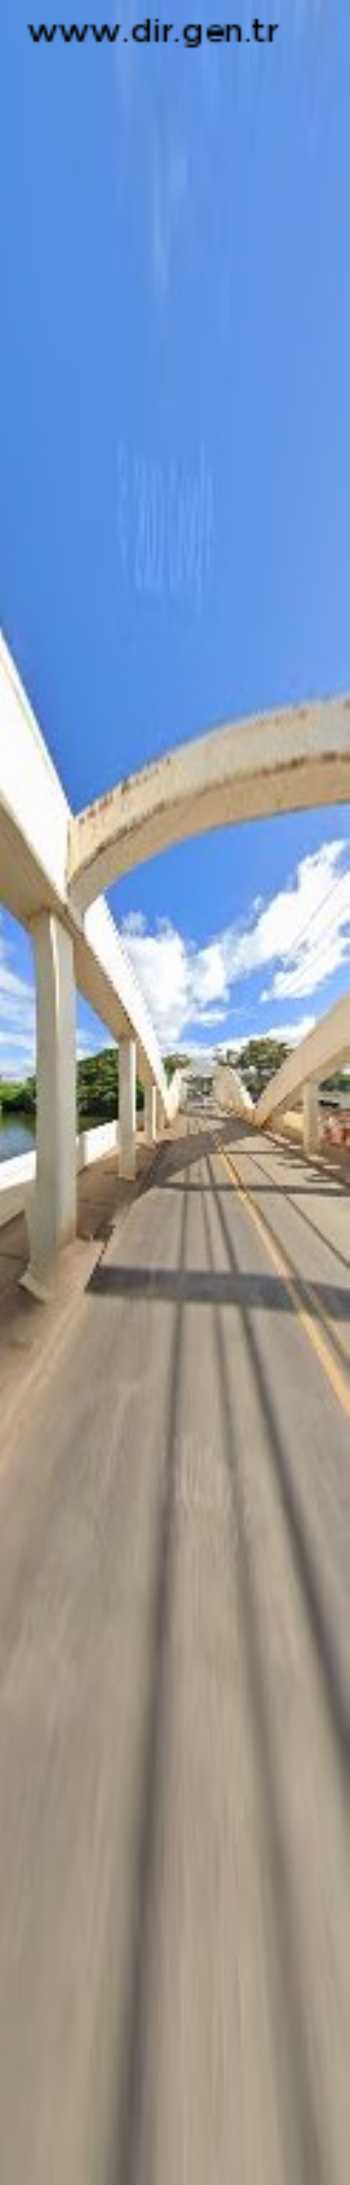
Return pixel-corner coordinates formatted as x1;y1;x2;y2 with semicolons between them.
1;0;350;1072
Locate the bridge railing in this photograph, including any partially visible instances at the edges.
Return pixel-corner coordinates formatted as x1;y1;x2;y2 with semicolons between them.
0;1122;120;1235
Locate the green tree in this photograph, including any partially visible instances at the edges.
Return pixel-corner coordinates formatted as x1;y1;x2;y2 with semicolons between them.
77;1048;146;1116
0;1074;36;1113
1;1050;146;1121
237;1037;290;1101
163;1053;191;1081
320;1070;350;1095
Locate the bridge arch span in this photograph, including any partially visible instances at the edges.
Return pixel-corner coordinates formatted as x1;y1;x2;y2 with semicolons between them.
68;696;350;911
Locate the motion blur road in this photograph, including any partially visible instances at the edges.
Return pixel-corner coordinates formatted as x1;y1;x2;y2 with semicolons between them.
0;1114;350;2184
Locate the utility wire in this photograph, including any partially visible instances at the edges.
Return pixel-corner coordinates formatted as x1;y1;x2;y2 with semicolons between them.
274;857;349;969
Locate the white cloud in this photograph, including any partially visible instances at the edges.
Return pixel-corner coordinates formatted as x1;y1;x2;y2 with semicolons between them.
164;1018;316;1067
121;839;350;1046
258;844;350;1001
122;911;146;937
0;918;115;1077
0;918;35;1076
1;835;349;1074
196;1008;228;1027
217;841;350;1000
234;1017;316;1049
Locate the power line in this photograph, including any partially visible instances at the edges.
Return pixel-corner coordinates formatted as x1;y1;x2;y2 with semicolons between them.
274;856;349;970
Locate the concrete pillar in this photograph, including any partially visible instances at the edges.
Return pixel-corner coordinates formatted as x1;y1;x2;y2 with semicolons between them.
303;1081;320;1156
156;1091;165;1135
144;1084;157;1145
119;1037;136;1179
22;913;76;1298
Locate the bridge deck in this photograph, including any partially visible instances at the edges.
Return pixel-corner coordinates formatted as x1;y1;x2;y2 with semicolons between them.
0;1116;349;2184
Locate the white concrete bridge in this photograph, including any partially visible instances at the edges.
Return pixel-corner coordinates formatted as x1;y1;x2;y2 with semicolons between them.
0;637;174;1293
2;640;350;2185
1;631;350;1291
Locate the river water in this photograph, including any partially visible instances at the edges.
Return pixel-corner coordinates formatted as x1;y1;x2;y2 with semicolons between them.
0;1115;35;1162
0;1114;110;1163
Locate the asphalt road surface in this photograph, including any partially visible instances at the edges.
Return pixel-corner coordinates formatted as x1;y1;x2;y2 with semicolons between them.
0;1114;350;2184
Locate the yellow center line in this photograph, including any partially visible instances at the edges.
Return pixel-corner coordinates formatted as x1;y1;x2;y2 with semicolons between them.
219;1147;350;1422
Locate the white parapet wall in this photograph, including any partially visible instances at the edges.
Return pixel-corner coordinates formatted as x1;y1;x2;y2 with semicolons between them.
0;1122;120;1233
76;1121;119;1170
0;1152;35;1231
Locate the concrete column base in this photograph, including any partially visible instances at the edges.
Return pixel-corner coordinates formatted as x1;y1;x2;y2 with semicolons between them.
144;1084;157;1145
20;1263;57;1305
119;1037;137;1180
303;1081;320;1156
23;914;76;1295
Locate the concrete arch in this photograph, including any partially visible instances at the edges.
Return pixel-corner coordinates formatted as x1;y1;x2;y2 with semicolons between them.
68;696;350;910
255;991;350;1129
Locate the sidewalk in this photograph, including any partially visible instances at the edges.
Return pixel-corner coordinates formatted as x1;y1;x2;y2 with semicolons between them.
0;1134;161;1447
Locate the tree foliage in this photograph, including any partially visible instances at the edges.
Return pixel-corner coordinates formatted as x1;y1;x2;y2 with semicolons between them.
234;1037;291;1100
163;1052;191;1081
1;1050;145;1118
0;1076;36;1114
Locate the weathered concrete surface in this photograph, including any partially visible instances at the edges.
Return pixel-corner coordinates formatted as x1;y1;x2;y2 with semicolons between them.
214;1061;254;1115
0;1117;349;2184
68;695;350;907
144;1085;157;1144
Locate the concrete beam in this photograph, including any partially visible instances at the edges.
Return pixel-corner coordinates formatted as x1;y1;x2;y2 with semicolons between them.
68;696;350;909
303;1083;321;1156
144;1085;157;1145
118;1038;136;1180
165;1067;185;1122
256;993;350;1130
22;914;76;1298
156;1092;165;1135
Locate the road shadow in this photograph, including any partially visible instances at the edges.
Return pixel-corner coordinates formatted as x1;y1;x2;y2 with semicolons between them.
199;1175;329;2185
108;1186;189;2185
234;1142;350;1274
142;1116;251;1188
151;1119;350;1200
207;1154;350;1786
264;1129;350;1195
88;1259;350;1336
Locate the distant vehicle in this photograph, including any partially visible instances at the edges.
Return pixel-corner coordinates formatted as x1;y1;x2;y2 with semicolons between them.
319;1088;350;1110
